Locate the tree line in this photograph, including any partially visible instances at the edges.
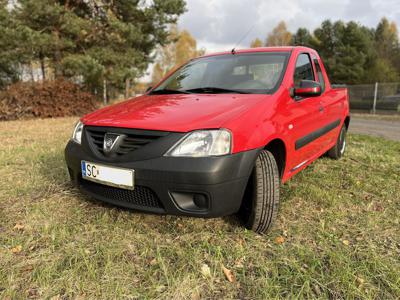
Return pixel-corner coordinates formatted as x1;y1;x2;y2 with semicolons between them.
1;0;399;98
0;0;186;98
251;19;400;84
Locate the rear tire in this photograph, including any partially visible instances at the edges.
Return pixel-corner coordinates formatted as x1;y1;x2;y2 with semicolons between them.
327;124;347;159
239;150;280;234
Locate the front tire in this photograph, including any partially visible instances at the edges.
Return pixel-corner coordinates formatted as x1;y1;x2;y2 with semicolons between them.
239;150;280;234
327;124;347;159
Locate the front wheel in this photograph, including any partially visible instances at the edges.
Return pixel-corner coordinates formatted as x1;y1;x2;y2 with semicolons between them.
327;124;347;159
239;150;280;234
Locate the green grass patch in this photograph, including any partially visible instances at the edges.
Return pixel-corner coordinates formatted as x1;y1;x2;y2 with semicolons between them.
0;118;399;299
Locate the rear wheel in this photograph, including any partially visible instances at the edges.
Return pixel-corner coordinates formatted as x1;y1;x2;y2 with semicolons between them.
239;150;280;234
327;124;347;159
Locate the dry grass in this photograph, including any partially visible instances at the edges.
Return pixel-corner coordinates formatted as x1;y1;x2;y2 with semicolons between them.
0;117;399;299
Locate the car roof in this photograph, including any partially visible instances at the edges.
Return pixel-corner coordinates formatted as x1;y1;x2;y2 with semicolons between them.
198;46;315;59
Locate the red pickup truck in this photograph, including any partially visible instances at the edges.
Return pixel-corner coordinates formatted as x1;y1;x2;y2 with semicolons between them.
65;46;349;234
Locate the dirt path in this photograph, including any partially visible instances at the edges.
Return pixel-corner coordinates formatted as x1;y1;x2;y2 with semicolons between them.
349;116;400;141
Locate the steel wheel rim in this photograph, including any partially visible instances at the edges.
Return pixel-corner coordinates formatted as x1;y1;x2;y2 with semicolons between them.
339;128;346;154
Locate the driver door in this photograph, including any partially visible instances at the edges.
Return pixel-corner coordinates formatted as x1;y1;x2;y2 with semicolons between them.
287;52;327;170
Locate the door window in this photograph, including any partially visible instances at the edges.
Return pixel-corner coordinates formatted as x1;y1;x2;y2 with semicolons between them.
313;59;325;92
294;53;314;87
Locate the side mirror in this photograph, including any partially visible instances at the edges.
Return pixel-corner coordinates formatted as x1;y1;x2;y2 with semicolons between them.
145;86;153;93
293;80;321;98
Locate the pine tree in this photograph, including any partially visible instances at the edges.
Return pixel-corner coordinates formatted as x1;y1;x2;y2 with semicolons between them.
11;0;186;95
313;20;378;84
0;1;24;86
292;28;314;47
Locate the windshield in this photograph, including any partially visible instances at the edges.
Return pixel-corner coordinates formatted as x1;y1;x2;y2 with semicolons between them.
153;52;289;94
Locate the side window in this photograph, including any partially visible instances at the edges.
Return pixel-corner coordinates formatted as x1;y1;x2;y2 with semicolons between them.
294;53;314;87
313;59;325;92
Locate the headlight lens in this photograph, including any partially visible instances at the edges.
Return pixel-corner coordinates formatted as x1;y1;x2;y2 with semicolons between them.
165;129;232;157
72;121;84;144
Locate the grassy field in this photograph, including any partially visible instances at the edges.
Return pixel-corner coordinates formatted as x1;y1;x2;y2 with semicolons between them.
0;117;399;299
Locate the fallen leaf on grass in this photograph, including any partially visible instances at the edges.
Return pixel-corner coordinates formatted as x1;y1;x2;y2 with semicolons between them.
201;263;211;278
191;291;201;300
342;240;350;246
275;236;285;244
222;265;236;283
11;245;22;254
13;223;24;231
356;276;365;286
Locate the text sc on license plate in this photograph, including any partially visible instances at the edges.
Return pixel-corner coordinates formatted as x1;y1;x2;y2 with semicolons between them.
81;161;134;190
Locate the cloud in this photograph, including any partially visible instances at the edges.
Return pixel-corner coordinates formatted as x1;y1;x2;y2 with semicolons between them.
179;0;400;52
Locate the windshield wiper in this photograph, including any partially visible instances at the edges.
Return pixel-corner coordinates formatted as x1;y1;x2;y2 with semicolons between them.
150;89;192;95
185;87;251;94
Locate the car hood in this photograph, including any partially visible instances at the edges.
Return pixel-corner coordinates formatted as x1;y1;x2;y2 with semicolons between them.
82;94;270;132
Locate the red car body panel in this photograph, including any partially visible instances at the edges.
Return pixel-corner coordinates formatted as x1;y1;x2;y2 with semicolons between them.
81;46;349;184
82;94;266;133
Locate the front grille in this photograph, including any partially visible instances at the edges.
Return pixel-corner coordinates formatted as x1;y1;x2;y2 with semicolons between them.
80;178;164;209
86;127;167;156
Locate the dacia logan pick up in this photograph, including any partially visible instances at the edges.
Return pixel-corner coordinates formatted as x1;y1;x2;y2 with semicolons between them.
65;46;350;234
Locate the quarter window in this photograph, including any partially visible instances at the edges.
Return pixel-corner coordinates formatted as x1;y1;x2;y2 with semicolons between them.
313;59;325;92
294;53;314;87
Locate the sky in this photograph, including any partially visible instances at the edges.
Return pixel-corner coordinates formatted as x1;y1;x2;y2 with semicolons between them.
142;0;400;81
178;0;400;53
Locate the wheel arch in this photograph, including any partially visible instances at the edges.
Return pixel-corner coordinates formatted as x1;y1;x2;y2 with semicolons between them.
344;115;350;130
264;138;286;179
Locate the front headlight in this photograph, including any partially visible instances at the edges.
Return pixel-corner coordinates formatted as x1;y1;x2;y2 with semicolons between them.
165;129;232;157
71;121;84;144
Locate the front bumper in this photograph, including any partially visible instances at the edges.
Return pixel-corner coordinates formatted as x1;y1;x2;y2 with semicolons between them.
65;140;260;217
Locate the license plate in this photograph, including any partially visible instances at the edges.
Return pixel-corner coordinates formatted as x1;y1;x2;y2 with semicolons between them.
81;161;134;190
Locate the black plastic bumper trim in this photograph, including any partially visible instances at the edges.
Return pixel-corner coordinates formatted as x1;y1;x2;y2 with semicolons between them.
65;140;260;217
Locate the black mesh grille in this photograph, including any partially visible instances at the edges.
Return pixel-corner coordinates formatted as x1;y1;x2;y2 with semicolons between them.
80;179;163;209
86;127;165;156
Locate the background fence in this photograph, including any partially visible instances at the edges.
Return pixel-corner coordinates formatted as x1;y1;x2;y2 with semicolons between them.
347;82;400;114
